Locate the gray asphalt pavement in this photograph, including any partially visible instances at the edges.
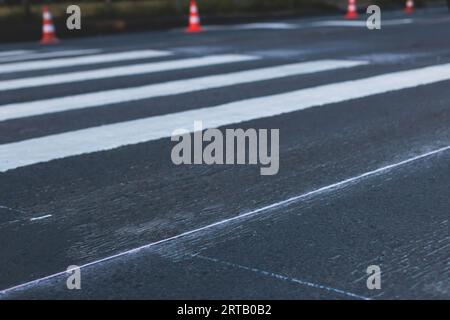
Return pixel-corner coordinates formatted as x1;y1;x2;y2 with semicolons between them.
0;6;449;299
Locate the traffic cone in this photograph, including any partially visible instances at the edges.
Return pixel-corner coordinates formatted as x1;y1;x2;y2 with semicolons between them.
41;6;59;44
187;0;202;33
405;0;415;14
346;0;359;19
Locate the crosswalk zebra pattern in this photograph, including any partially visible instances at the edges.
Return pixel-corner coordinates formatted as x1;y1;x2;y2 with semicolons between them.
1;48;450;172
0;35;450;299
3;5;450;300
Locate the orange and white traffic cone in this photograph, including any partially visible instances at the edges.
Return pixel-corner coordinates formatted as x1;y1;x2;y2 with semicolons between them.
41;6;59;44
405;0;415;14
346;0;359;19
187;0;202;33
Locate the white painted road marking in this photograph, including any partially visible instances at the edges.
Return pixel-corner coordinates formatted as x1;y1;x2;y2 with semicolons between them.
230;22;298;30
0;49;101;64
308;19;414;27
0;50;33;57
1;143;449;296
0;54;257;91
1;62;450;172
29;214;52;221
0;60;367;122
0;50;171;74
205;19;414;31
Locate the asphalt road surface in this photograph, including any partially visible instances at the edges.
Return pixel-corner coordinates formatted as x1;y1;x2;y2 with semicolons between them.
0;7;449;299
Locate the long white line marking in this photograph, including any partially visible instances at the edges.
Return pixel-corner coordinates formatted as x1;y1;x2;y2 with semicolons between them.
0;50;33;58
0;54;257;91
0;50;171;74
1;144;449;296
0;60;367;122
1;62;450;172
194;255;370;300
0;49;101;64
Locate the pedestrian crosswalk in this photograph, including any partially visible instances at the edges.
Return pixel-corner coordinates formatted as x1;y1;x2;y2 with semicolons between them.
0;59;366;122
0;54;257;91
1;47;450;172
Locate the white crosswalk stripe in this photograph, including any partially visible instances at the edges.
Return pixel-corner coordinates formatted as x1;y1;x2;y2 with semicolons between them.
206;19;414;31
1;61;450;172
0;54;257;91
0;59;367;122
0;50;33;57
0;49;101;63
0;50;171;74
309;19;413;27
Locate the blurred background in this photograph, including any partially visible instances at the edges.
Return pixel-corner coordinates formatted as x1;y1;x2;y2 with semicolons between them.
0;0;445;43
